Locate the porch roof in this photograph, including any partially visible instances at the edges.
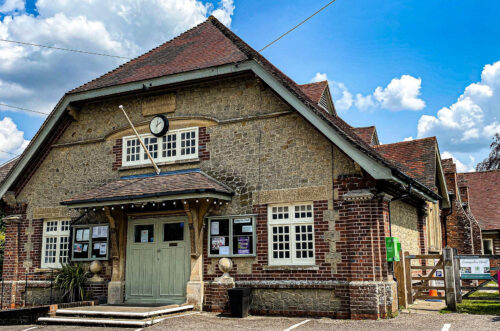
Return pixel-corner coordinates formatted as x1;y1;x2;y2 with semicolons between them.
60;169;233;208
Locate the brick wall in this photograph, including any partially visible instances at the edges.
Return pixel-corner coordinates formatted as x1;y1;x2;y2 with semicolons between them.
203;283;232;313
442;159;481;254
204;173;398;319
198;127;210;161
111;138;122;171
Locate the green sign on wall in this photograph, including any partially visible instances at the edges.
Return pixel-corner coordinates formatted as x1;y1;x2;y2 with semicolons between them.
385;237;400;262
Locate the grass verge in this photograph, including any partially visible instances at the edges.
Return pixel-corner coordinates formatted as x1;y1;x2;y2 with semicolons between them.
440;286;500;315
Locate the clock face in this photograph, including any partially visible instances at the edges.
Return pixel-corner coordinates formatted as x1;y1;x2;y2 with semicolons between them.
149;115;168;137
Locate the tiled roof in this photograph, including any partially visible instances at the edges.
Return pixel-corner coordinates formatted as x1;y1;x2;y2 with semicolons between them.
0;158;18;185
459;170;500;230
71;19;248;93
353;126;377;146
374;137;438;191
61;170;233;205
298;81;328;104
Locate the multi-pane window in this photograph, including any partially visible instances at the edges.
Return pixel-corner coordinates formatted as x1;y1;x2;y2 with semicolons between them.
162;134;177;158
144;137;159;159
126;138;140;163
180;130;196;156
268;203;315;266
41;219;70;268
122;127;198;166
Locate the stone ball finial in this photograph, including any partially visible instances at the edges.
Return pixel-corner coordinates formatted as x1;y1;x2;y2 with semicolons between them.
89;260;103;282
90;260;103;274
218;257;233;276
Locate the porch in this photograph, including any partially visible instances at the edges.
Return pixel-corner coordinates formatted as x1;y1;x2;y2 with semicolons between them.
60;169;234;309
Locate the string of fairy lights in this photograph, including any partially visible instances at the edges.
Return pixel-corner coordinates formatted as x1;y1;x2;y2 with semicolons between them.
77;198;229;213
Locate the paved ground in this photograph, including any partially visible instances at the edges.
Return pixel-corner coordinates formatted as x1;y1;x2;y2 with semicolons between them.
2;311;499;331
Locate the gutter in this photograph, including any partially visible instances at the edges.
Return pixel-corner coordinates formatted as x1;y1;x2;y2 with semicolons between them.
60;188;234;206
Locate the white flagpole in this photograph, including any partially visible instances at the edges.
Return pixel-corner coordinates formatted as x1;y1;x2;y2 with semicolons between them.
119;105;161;175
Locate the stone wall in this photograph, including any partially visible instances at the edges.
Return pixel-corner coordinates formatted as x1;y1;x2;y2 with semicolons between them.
390;200;419;255
251;288;341;316
3;72;401;319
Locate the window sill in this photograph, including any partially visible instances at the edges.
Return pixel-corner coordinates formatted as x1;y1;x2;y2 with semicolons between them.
36;267;60;272
264;265;319;271
208;255;256;259
119;158;201;171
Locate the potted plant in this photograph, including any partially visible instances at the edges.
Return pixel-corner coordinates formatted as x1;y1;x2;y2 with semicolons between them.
54;263;89;302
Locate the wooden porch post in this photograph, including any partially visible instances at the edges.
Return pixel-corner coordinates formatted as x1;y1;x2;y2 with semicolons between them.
395;249;408;308
443;247;457;311
184;200;211;310
105;208;127;304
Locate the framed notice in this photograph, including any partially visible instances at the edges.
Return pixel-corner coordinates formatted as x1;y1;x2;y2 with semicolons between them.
207;215;256;257
72;224;110;261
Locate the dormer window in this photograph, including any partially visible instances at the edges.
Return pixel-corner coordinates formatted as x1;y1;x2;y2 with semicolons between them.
122;127;198;167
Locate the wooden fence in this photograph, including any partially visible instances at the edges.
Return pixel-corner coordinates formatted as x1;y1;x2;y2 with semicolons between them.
395;248;500;310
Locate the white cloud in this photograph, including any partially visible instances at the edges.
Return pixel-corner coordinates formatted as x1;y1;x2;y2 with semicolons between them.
355;93;377;111
417;61;500;155
372;75;425;111
211;0;235;27
332;82;353;111
310;73;425;112
0;0;24;12
310;72;353;111
0;0;235;125
403;136;413;141
311;72;328;83
0;117;29;162
441;151;475;173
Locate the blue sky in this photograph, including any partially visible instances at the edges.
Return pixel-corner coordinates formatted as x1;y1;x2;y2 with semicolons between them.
0;0;499;171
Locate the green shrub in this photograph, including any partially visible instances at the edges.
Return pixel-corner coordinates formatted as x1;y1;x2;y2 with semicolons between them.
54;263;90;302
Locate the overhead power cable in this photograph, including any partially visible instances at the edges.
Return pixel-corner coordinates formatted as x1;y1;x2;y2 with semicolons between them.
258;0;338;53
0;38;131;60
0;103;49;116
0;150;19;156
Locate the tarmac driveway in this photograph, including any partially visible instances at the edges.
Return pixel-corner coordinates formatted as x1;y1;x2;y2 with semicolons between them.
3;311;500;331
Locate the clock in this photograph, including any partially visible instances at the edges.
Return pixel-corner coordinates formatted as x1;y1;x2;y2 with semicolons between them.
149;115;169;137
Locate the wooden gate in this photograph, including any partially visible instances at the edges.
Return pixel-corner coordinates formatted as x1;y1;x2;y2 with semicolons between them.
395;247;462;309
395;251;445;307
406;253;446;301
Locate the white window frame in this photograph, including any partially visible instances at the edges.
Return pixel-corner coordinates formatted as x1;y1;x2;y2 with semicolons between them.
122;127;199;167
41;219;70;269
267;203;315;266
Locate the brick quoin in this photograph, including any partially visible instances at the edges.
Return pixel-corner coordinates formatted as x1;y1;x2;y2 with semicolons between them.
198;127;211;161
111;138;123;171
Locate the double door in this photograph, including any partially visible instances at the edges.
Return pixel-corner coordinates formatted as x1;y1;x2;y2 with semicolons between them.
125;217;190;304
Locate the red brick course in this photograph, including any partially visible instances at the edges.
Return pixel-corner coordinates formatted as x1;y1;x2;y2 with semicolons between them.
198;127;210;161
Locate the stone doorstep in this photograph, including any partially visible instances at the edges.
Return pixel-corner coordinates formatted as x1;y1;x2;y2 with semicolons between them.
38;315;168;327
55;304;194;318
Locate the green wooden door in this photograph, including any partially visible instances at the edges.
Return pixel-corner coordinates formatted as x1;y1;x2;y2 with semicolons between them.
125;217;190;304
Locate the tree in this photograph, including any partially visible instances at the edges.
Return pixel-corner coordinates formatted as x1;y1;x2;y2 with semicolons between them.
476;133;500;171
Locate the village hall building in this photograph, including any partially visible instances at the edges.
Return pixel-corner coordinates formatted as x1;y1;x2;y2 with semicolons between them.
0;17;450;319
